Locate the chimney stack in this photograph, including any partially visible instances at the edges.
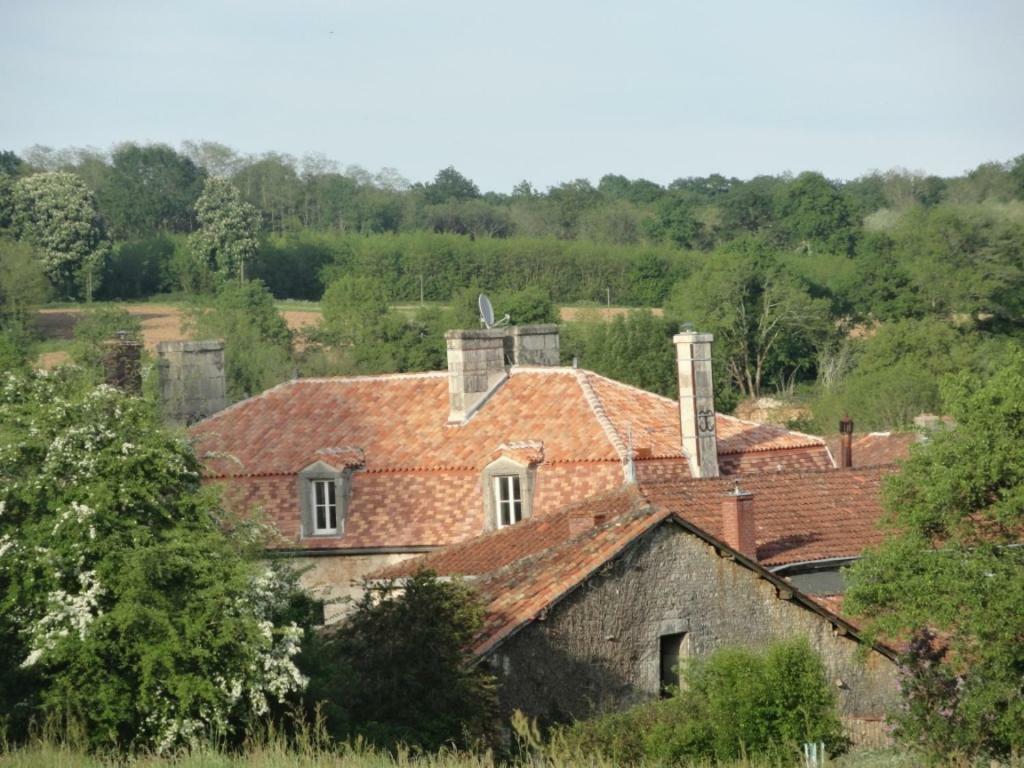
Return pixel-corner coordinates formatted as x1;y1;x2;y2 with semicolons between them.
445;329;508;423
157;340;228;425
722;485;756;560
508;324;560;366
568;511;607;537
674;331;719;478
839;416;854;469
101;332;142;395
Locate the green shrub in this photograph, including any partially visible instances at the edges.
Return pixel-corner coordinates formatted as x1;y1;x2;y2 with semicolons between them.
559;639;846;764
69;305;144;377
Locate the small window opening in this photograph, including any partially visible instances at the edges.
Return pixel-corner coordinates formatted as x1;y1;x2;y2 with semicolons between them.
494;475;523;528
659;632;687;696
312;479;338;534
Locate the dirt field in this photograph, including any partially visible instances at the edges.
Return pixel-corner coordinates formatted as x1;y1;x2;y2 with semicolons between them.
33;303;658;368
34;304;323;369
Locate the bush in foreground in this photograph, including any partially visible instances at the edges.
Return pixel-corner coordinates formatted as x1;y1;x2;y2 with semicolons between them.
558;639;846;764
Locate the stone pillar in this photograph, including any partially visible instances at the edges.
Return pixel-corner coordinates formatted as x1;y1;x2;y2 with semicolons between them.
101;334;142;395
722;487;756;560
157;340;228;426
508;324;560;366
445;329;508;424
673;331;719;478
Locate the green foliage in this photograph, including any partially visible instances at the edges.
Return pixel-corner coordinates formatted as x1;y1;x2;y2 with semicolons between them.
97;143;206;240
776;172;858;255
302;571;497;751
666;239;833;398
0;370;313;752
845;349;1024;760
422;167;480;204
498;286;557;325
321;275;391;347
0;238;50;322
559;639;845;764
98;234;185;299
69;305;143;377
188;280;293;400
189;177;261;286
10;172;110;300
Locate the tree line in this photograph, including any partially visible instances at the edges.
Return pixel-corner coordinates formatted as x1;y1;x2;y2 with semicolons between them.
2;142;1024;432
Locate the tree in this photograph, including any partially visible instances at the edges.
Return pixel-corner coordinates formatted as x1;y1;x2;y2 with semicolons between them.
776;172;857;255
845;350;1024;760
11;172;110;300
189;177;261;285
97;143;206;239
666;239;832;398
303;571;497;750
320;274;391;348
188;280;293;400
0;370;313;752
422;166;480;204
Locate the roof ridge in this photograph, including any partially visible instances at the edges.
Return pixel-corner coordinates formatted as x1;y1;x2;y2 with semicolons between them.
717;412;826;446
637;463;894;488
573;369;630;466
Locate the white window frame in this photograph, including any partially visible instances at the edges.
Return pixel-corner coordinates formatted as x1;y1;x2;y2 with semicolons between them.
311;478;339;535
297;460;349;538
493;474;523;528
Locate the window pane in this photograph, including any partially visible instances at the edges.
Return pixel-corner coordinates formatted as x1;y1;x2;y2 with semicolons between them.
511;475;521;501
327;481;336;506
314;480;325;507
326;506;337;531
316;506;327;531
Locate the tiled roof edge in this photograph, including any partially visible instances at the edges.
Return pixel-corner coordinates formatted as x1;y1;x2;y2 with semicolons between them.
574;370;630;466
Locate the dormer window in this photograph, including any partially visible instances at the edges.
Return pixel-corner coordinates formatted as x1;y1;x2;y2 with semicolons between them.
494;475;523;528
298;460;351;538
482;452;539;531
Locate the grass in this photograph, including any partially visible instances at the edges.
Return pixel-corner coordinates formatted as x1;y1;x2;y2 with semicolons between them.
0;741;936;768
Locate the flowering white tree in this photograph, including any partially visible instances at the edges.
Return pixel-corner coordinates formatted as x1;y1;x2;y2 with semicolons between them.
189;177;261;284
11;172;110;300
0;370;313;752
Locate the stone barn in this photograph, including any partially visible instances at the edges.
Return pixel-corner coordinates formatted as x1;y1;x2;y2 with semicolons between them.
377;480;900;740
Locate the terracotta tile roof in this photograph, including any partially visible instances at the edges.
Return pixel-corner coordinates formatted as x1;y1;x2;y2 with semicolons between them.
191;367;833;551
192;367;830;478
373;482;887;657
638;467;892;566
826;431;923;468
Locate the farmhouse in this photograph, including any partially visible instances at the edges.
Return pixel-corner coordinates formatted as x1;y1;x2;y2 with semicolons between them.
189;326;836;616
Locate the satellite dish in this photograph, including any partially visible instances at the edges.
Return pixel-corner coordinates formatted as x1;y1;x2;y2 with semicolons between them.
478;293;510;329
479;294;495;327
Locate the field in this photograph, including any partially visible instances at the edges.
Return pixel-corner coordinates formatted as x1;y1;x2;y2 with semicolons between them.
31;300;659;369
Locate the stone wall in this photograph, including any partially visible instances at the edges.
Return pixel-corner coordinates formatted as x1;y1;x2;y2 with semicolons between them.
489;522;898;724
285;552;422;623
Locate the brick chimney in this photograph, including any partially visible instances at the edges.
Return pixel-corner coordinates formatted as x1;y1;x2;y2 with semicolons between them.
508;324;560;366
839;416;854;469
674;331;719;478
157;340;228;425
722;485;756;559
568;511;607;537
445;329;508;423
101;332;142;395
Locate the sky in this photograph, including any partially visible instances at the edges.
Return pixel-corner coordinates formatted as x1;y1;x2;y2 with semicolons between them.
2;0;1022;193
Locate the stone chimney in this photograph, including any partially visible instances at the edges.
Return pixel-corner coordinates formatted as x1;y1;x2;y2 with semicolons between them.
508;324;560;366
101;332;142;395
722;485;756;560
838;416;854;469
674;331;719;478
446;329;508;424
157;340;228;426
